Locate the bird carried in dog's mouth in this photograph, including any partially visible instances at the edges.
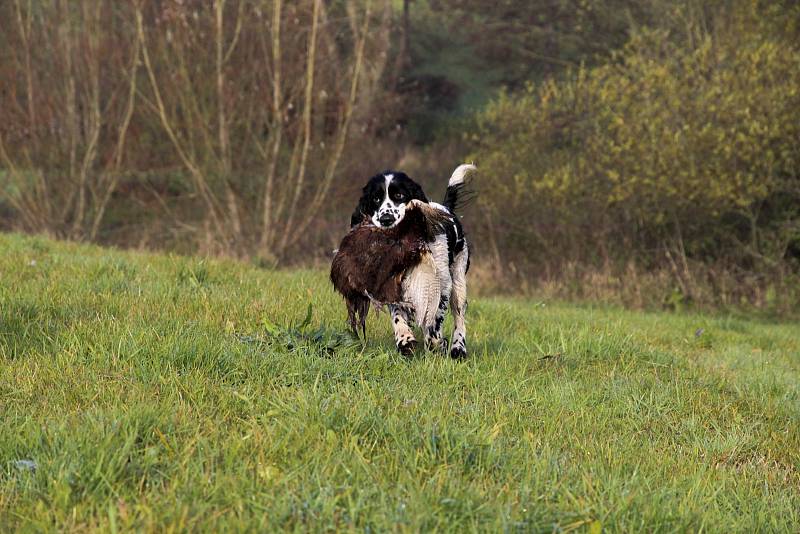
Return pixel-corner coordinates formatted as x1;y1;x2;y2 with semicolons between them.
330;199;452;339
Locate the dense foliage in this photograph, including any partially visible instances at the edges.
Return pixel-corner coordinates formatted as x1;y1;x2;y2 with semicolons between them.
470;3;800;310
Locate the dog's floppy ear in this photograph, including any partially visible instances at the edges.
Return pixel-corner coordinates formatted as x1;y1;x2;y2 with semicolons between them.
350;180;377;227
350;196;370;227
406;179;429;203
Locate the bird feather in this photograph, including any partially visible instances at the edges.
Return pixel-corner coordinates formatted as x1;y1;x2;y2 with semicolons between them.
401;251;441;329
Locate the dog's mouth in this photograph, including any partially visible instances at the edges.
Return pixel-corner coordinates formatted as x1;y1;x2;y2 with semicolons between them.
377;213;395;227
373;211;402;228
372;202;407;229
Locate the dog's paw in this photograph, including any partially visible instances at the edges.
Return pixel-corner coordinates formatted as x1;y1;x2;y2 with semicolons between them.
424;338;446;353
398;339;417;357
449;346;467;360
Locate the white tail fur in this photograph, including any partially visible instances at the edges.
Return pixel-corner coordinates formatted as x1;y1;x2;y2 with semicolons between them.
448;163;477;186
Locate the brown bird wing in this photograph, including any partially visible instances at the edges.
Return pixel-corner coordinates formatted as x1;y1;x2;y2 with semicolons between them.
402;199;454;240
331;224;415;336
331;201;452;335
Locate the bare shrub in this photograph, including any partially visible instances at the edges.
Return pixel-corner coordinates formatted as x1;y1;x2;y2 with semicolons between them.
0;1;139;240
0;0;394;258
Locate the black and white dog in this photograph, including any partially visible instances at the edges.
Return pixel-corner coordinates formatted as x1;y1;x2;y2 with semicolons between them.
350;164;475;358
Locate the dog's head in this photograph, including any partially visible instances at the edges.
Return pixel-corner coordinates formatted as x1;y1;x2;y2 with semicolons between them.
350;171;428;228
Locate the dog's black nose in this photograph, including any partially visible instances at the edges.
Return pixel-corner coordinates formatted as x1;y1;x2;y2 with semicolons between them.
378;213;395;227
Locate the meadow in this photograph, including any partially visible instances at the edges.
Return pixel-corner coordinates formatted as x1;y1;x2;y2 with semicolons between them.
1;232;798;532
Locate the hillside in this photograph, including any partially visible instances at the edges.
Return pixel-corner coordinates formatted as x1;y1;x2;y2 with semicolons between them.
1;233;798;531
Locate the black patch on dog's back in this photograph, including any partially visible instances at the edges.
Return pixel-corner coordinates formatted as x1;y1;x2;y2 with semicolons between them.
443;214;466;265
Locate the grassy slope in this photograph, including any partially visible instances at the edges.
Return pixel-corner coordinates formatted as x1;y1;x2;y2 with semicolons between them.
0;233;798;532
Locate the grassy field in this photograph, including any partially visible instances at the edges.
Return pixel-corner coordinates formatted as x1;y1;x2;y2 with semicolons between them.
1;233;798;532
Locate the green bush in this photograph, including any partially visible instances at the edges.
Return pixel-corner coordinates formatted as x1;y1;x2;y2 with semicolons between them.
471;10;800;293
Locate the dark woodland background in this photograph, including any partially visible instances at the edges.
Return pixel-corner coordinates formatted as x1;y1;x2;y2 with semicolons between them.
1;0;799;314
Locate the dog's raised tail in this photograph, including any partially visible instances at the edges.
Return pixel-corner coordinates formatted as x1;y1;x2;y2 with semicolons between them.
442;163;477;213
448;163;477;188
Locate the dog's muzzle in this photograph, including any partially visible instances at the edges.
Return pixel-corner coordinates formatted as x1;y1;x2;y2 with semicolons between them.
378;212;395;227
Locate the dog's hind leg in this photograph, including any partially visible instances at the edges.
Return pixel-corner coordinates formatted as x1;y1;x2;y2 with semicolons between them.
347;303;359;338
449;247;469;359
357;299;369;341
390;305;417;356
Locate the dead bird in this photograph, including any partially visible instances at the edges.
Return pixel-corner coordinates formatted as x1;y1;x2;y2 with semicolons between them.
330;199;451;340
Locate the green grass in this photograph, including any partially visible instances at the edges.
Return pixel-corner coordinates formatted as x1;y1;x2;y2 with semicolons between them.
1;233;798;532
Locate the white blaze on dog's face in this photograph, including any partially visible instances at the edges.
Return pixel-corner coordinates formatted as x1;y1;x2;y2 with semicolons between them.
372;174;407;228
351;171;429;228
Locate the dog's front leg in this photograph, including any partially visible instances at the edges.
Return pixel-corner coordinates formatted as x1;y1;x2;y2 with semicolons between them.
449;296;467;359
390;305;417;356
449;249;469;359
424;294;449;353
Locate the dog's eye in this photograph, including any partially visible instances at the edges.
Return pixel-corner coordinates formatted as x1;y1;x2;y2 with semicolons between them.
373;195;381;203
392;193;405;201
